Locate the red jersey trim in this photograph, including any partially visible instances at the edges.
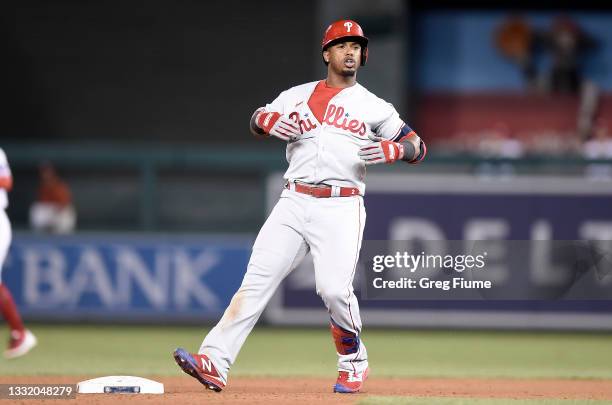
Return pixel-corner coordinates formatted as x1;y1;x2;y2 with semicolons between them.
0;176;12;191
307;81;344;124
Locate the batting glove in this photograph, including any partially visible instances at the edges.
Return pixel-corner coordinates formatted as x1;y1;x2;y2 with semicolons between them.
358;134;404;165
256;111;301;142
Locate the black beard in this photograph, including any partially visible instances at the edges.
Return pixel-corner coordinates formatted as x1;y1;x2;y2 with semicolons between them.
341;68;356;77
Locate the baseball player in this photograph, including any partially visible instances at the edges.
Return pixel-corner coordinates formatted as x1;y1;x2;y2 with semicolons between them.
0;148;37;358
174;19;426;393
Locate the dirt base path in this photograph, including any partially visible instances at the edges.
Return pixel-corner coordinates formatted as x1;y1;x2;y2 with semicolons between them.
2;376;611;404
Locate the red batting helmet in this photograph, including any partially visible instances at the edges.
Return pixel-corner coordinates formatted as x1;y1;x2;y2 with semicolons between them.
321;19;369;66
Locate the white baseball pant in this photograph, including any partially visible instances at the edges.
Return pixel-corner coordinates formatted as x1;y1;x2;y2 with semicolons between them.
199;188;368;382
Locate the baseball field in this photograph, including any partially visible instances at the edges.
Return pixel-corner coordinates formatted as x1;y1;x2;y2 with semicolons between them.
0;324;611;404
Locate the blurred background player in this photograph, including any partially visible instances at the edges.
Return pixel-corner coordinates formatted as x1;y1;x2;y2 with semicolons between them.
495;15;539;91
0;148;37;358
29;162;76;234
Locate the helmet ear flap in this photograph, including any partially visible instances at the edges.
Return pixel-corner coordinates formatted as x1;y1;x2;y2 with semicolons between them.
361;47;368;66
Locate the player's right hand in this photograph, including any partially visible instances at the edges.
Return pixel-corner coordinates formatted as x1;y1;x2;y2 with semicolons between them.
256;111;301;142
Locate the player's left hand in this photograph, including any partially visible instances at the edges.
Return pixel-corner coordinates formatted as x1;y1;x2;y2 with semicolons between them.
358;134;404;165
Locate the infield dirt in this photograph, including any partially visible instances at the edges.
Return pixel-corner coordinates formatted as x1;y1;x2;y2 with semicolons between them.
2;376;611;404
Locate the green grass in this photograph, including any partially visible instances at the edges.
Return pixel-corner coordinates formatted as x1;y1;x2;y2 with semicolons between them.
363;329;612;379
359;397;612;405
0;325;611;380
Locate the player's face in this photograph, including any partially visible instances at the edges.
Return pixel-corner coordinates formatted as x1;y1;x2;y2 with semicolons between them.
324;41;361;77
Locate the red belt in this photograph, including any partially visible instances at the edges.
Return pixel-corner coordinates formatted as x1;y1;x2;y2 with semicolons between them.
285;181;361;198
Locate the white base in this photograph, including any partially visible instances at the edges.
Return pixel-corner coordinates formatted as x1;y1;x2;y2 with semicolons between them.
77;376;164;394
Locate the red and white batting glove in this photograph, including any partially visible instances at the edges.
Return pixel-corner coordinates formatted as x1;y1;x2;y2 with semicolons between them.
358;134;404;165
256;111;301;142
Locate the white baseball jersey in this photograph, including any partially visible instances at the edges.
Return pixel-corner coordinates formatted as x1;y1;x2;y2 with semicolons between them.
263;80;411;194
0;148;11;210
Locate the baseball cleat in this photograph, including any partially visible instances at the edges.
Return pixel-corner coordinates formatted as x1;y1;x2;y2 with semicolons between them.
333;367;369;393
173;348;225;392
4;329;37;359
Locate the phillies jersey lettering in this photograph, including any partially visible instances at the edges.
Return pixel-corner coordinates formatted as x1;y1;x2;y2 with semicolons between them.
289;112;318;133
289;104;367;136
323;104;367;136
263;80;408;194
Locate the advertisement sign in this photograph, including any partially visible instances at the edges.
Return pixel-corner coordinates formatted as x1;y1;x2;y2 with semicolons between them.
3;234;252;322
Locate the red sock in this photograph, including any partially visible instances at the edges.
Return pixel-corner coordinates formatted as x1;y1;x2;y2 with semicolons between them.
0;284;25;333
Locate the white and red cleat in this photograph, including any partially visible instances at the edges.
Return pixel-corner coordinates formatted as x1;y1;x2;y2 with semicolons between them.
4;329;37;359
333;367;369;393
173;348;226;392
